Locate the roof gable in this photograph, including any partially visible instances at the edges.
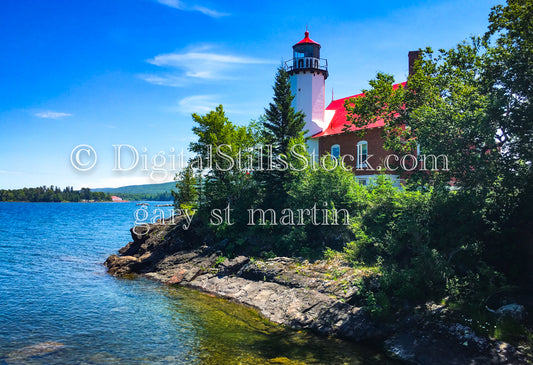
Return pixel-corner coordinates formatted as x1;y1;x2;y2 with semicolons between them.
312;82;406;138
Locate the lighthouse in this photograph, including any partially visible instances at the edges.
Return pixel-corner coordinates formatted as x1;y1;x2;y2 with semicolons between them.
286;30;328;157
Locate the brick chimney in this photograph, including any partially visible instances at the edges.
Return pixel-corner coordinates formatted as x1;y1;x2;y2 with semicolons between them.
408;50;421;76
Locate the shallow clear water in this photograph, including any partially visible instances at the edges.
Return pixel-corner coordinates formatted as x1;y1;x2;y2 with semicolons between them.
0;202;395;364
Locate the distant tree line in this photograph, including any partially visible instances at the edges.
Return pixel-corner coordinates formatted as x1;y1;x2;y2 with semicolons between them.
0;186;111;202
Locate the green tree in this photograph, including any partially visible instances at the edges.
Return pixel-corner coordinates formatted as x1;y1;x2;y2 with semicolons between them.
189;105;260;239
80;187;91;201
190;105;257;204
283;153;364;256
482;0;533;286
258;67;307;209
485;0;533;165
172;161;199;211
343;0;533;302
263;67;306;155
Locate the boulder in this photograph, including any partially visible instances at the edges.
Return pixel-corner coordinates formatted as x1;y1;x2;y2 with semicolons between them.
496;304;527;321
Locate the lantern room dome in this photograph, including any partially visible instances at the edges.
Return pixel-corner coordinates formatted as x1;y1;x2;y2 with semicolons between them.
294;31;320;46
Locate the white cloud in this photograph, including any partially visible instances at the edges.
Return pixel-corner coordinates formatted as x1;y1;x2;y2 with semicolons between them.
156;0;229;18
137;73;187;87
157;0;184;9
190;5;228;18
177;94;221;114
174;95;264;118
149;51;272;69
35;111;72;119
141;46;275;86
0;170;23;175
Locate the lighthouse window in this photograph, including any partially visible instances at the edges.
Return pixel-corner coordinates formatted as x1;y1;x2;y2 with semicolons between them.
302;44;315;57
331;144;340;160
294;44;319;58
357;141;368;168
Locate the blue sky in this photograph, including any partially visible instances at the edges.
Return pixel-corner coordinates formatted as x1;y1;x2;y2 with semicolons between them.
0;0;501;189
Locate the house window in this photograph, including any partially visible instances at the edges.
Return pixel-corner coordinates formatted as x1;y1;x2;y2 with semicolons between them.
357;141;368;167
331;144;340;160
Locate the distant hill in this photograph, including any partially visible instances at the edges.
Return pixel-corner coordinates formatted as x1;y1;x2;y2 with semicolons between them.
92;181;176;195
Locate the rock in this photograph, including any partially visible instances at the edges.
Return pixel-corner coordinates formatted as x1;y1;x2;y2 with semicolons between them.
384;330;494;365
187;273;383;341
448;323;489;351
384;333;418;363
166;268;187;285
85;351;121;363
496;304;527;321
237;257;364;302
104;254;140;276
218;256;249;275
7;342;65;362
383;320;530;365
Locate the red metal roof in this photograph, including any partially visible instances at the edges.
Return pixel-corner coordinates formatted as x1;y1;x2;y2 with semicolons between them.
295;31;319;45
312;82;406;138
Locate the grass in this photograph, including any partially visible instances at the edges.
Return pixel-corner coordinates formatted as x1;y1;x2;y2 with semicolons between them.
214;256;227;266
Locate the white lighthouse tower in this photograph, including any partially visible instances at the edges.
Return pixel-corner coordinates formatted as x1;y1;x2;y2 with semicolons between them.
286;30;328;157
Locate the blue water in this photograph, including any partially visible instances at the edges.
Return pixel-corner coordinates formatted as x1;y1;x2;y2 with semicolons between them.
0;202;394;364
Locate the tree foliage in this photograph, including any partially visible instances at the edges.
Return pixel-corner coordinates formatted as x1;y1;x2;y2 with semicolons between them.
342;0;533;305
172;161;198;211
263;67;306;155
257;67;307;210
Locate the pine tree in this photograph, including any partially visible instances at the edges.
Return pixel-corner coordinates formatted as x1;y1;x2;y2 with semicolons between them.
259;67;307;209
172;161;198;211
263;67;306;155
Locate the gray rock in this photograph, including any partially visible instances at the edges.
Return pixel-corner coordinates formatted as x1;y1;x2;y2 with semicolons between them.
218;256;249;275
7;342;65;363
496;304;527;321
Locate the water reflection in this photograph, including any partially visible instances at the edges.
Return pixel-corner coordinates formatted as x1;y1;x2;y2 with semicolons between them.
161;284;396;365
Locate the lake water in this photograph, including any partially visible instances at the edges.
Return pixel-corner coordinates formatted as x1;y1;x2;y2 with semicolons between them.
0;202;395;364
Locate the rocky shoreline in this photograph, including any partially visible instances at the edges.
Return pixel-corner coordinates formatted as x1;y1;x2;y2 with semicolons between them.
105;217;530;364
